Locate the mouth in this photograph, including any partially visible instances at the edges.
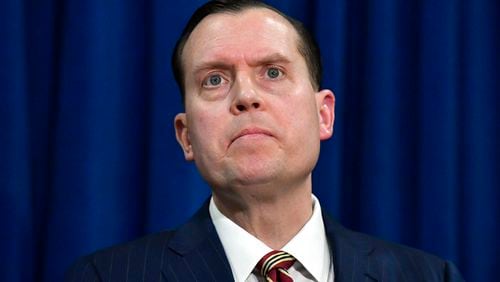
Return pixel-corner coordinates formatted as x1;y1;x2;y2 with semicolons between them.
230;127;274;145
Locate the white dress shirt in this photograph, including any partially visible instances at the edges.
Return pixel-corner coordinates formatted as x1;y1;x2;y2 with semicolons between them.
209;195;334;282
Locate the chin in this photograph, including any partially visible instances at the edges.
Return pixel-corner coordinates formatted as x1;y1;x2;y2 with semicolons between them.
233;167;277;185
222;160;283;187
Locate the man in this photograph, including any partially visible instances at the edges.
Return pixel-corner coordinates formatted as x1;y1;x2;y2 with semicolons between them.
66;1;464;281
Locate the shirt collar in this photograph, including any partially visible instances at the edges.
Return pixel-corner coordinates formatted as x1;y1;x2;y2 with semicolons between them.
209;195;331;282
282;195;331;282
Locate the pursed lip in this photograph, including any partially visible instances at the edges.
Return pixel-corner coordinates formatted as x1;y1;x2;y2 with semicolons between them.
230;127;274;144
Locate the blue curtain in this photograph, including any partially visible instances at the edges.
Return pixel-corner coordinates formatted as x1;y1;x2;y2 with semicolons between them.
1;0;498;281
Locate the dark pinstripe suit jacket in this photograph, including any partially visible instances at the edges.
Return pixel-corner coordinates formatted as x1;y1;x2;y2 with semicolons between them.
65;200;464;281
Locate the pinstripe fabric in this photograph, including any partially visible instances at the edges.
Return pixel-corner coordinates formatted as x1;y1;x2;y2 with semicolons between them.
65;201;233;282
322;215;464;282
65;199;464;282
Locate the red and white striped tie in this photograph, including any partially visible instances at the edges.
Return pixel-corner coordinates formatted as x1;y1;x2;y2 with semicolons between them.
256;250;296;282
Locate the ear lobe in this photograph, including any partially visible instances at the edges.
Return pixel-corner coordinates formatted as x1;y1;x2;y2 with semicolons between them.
174;113;194;161
316;89;335;140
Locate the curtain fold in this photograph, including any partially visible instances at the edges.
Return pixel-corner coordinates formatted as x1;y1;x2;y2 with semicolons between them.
0;0;498;281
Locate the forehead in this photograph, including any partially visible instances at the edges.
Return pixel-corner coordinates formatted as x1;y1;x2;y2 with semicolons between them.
182;8;301;70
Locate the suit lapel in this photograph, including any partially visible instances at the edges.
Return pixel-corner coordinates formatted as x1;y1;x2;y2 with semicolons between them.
323;214;381;282
162;200;234;282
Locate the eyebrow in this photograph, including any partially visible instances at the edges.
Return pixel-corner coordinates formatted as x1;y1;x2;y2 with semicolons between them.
191;52;292;76
192;61;233;77
249;53;292;67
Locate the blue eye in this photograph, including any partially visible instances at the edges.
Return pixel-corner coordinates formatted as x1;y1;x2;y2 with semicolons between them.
203;74;225;88
209;75;221;85
266;67;282;79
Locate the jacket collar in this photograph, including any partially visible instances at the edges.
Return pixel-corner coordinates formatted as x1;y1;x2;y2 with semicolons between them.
323;213;380;281
162;199;234;281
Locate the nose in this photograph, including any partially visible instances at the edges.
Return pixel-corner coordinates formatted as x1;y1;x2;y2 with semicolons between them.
230;74;264;115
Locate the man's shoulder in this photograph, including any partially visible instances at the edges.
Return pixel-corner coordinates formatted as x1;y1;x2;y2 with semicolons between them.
65;201;223;281
343;225;441;261
366;233;463;281
65;230;176;281
325;217;464;281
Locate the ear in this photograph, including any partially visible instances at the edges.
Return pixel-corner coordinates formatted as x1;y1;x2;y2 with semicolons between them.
174;113;194;161
316;89;335;140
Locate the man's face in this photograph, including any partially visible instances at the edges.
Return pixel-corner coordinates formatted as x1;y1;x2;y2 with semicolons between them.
175;8;335;191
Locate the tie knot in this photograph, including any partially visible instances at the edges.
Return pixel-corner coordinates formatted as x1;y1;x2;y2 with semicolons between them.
256;250;296;281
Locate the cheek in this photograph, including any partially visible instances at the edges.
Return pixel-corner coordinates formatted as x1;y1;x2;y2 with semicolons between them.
279;86;319;121
188;109;227;151
284;96;320;137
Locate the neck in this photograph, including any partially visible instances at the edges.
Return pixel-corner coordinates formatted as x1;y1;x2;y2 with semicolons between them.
212;177;313;249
